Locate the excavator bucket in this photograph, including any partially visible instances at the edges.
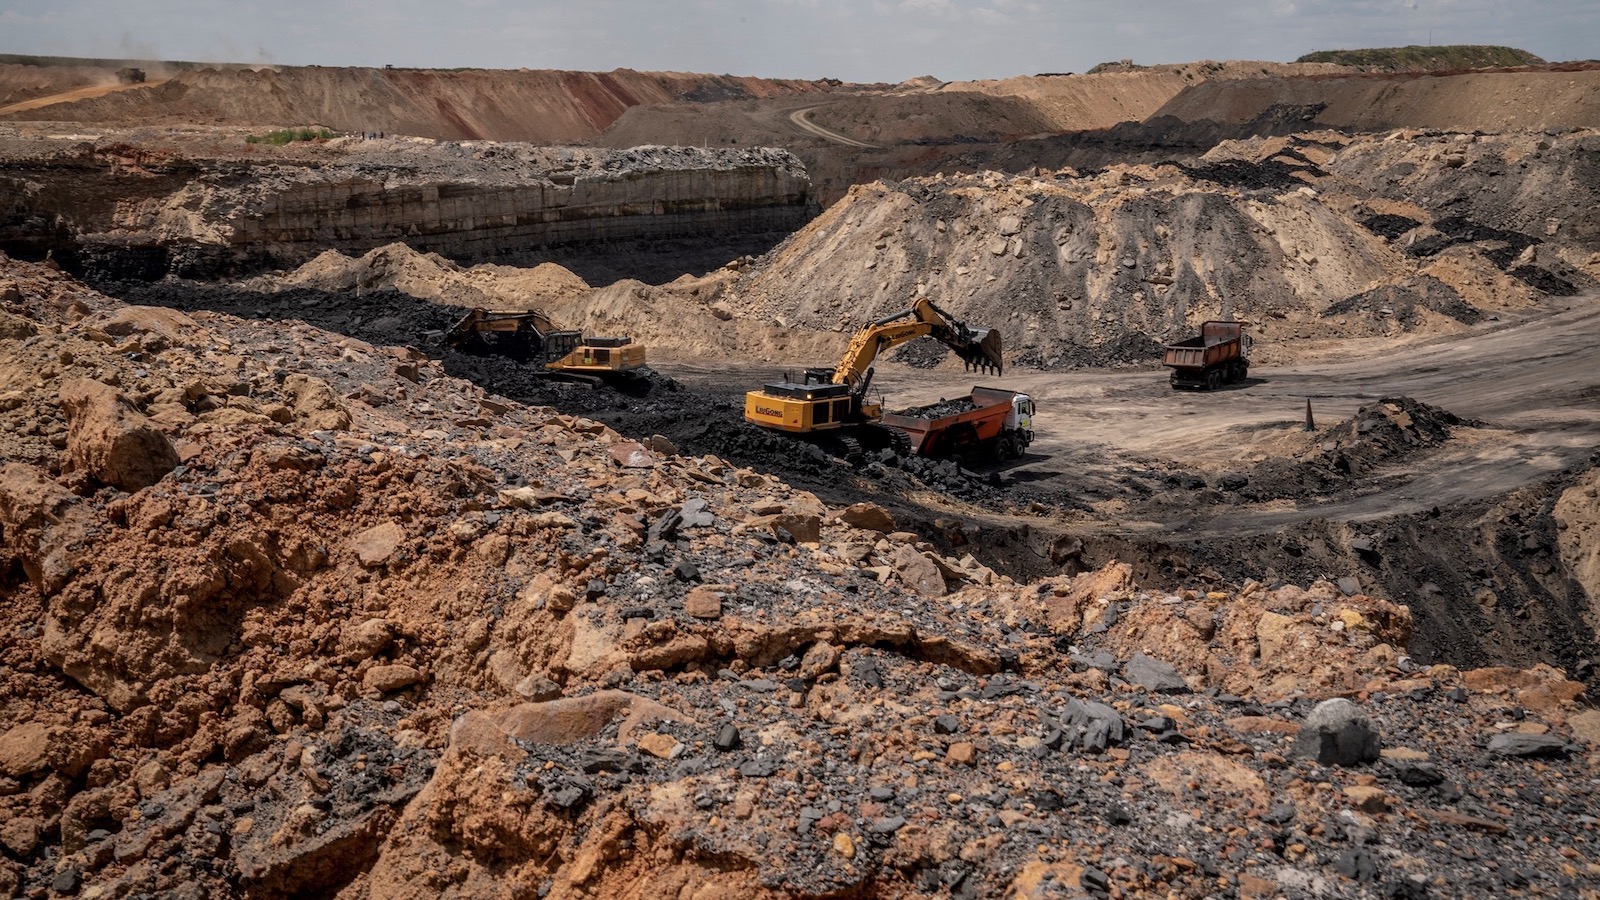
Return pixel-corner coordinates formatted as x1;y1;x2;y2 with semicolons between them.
955;327;1004;375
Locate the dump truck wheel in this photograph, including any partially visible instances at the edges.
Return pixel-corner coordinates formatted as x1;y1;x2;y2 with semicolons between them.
1206;370;1222;390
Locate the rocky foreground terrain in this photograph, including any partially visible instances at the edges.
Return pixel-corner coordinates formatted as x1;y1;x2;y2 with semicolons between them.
3;253;1600;899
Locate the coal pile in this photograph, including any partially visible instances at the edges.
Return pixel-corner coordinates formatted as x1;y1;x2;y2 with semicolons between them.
97;281;464;348
895;397;980;418
1227;398;1469;504
1176;155;1325;192
1405;216;1540;260
1359;213;1422;241
1319;396;1466;468
1323;278;1484;328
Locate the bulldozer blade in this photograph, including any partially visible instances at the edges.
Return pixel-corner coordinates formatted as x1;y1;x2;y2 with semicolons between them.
956;328;1004;375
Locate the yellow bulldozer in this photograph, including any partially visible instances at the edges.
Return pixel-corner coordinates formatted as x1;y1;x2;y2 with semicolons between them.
743;296;1003;460
446;307;648;387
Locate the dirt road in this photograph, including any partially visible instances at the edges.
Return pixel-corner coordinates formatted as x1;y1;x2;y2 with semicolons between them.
0;79;167;116
786;105;880;148
661;294;1600;538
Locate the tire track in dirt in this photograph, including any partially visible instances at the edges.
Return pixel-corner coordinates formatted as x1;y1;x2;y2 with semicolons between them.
0;79;167;116
787;104;879;148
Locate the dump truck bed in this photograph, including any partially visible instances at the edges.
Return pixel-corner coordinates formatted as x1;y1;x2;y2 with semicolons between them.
1162;321;1245;371
881;387;1018;456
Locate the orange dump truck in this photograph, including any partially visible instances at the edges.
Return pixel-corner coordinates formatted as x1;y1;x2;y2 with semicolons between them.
1163;320;1251;390
882;387;1034;463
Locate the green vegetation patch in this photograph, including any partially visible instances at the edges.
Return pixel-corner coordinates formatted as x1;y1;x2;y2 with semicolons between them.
1296;45;1544;71
245;127;338;145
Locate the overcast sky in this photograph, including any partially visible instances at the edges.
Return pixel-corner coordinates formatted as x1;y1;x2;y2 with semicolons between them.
1;0;1595;83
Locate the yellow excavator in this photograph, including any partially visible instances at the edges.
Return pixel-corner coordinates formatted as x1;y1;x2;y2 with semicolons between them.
446;307;648;387
744;296;1003;459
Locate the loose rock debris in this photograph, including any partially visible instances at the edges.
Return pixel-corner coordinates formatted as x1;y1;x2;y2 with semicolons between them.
2;256;1599;899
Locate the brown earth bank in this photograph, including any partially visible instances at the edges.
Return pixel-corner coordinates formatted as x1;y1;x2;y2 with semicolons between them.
0;63;846;142
4;254;1600;900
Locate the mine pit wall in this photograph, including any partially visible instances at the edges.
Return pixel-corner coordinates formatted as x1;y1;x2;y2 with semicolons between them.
1;155;817;280
931;488;1600;686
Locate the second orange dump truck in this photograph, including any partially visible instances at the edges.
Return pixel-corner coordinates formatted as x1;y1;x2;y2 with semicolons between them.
1163;320;1251;391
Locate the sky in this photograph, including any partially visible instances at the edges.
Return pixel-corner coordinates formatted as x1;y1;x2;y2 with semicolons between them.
0;0;1595;84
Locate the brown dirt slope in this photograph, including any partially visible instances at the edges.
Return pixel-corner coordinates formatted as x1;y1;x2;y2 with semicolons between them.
0;63;120;109
601;62;1350;151
0;65;839;142
1154;67;1600;133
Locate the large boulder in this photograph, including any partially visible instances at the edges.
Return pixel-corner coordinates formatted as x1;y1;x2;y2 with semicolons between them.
838;502;896;533
58;378;179;491
1292;698;1381;766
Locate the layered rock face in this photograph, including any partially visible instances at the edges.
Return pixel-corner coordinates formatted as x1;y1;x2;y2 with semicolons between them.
0;140;815;279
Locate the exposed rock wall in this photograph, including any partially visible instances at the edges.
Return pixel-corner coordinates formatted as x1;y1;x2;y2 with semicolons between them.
0;142;816;279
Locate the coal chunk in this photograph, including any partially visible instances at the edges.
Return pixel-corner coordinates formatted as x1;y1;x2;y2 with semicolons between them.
714;723;742;752
1335;848;1379;882
1059;698;1126;752
1487;733;1569;758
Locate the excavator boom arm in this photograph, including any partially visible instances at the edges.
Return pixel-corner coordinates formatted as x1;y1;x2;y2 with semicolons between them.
830;297;1003;389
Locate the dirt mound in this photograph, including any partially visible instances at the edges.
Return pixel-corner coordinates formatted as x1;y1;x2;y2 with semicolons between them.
719;128;1597;370
1232;397;1469;503
245;243;594;310
1317;397;1465;467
